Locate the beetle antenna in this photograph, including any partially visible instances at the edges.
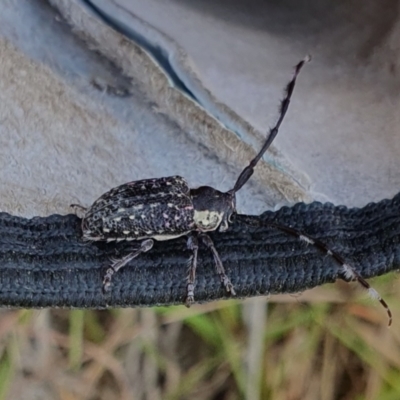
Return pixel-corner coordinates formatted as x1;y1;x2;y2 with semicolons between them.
270;222;392;327
231;55;311;194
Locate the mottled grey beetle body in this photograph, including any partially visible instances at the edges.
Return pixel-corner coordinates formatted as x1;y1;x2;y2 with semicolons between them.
80;174;237;304
82;176;195;242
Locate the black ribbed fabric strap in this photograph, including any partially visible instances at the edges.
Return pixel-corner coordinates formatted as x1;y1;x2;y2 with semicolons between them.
0;193;399;308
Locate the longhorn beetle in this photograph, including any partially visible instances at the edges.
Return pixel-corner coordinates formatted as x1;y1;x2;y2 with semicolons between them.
74;56;392;326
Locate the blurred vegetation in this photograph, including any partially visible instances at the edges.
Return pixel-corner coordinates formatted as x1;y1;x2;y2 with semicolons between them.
0;274;398;400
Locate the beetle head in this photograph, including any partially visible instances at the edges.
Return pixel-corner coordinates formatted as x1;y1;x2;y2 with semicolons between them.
190;187;236;232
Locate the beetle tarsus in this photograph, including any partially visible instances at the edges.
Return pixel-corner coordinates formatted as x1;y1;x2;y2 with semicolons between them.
223;278;236;295
102;268;114;293
185;284;195;307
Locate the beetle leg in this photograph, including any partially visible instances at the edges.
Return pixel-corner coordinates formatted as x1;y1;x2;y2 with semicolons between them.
199;233;236;296
103;239;154;292
186;234;199;307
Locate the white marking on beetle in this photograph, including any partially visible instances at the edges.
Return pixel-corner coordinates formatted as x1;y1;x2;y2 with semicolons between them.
150;203;159;208
146;231;153;235
117;208;126;213
194;210;223;231
103;228;111;233
83;235;102;241
368;288;381;300
123;230;130;235
327;250;333;256
114;217;122;222
107;238;116;242
133;205;143;210
141;215;146;219
299;235;314;245
134;231;140;235
174;215;180;220
342;264;356;280
167;203;174;207
129;215;135;220
152;232;189;241
163;213;169;219
141;185;146;190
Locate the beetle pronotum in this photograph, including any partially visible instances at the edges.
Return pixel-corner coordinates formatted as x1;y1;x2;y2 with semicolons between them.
73;56;391;325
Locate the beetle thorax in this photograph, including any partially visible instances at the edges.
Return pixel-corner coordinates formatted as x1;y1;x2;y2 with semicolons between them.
190;186;235;232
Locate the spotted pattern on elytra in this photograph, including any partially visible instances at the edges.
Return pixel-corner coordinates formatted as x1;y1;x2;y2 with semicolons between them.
82;176;195;241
